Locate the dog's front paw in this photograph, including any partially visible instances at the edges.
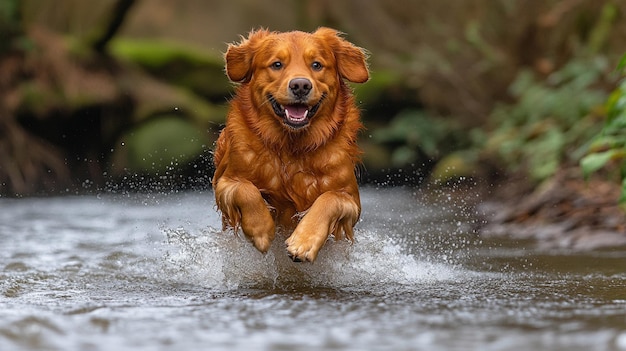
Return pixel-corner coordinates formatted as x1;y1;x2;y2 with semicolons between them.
250;230;274;253
241;212;275;254
285;224;328;262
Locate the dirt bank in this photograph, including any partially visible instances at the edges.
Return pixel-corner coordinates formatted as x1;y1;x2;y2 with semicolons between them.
478;168;626;250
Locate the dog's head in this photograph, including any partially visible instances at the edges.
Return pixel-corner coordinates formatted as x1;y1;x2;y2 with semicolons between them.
225;27;369;132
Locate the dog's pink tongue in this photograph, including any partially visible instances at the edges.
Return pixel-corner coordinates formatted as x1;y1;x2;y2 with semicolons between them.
285;105;308;120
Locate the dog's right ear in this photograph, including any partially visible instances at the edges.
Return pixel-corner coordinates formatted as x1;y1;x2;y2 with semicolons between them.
225;29;269;83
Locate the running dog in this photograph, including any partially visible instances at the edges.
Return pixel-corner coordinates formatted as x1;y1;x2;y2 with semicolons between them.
213;27;369;262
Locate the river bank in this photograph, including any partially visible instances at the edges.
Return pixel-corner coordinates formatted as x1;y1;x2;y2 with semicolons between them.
477;167;626;250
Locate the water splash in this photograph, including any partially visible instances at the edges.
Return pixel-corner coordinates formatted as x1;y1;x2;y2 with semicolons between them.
161;225;462;292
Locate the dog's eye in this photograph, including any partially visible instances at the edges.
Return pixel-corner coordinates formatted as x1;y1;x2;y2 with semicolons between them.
311;61;323;71
270;61;283;70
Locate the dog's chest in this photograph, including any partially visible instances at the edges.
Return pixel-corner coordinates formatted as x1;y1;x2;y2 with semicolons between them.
254;150;330;209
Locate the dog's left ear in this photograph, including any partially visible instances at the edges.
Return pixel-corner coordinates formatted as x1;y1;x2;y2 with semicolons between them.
225;29;270;83
315;27;369;84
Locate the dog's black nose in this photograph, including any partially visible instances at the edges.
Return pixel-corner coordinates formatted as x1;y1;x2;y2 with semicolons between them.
289;78;312;98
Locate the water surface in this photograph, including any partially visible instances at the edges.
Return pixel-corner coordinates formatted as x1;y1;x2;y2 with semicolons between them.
0;188;624;350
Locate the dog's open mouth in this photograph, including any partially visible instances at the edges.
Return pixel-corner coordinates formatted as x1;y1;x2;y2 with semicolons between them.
269;94;325;130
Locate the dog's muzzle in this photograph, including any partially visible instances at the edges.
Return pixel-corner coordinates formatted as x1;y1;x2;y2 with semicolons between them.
268;94;325;130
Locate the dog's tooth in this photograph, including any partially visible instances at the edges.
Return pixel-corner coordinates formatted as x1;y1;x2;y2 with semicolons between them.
304;110;309;118
285;109;290;119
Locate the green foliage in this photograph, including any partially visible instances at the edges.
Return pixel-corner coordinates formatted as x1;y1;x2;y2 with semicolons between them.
372;110;466;167
618;54;626;72
581;54;626;206
0;0;32;53
0;0;18;30
483;57;609;181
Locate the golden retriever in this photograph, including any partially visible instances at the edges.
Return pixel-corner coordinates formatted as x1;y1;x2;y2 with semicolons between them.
212;27;369;262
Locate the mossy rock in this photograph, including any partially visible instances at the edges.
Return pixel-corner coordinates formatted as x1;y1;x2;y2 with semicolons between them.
359;139;394;171
352;69;402;107
110;116;209;175
429;150;479;184
118;67;227;126
110;38;232;101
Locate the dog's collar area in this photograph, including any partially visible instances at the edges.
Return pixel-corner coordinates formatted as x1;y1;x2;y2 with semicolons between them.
268;94;325;130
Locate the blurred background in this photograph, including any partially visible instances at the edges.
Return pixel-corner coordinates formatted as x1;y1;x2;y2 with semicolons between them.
1;0;625;201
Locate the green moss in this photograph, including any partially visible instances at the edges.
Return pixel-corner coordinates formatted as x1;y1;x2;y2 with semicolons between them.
110;38;220;69
110;38;231;100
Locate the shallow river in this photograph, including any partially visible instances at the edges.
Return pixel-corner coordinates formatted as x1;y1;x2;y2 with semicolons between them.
0;188;625;351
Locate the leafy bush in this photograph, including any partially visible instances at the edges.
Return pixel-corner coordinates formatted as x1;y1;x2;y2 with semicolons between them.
372;109;467;167
581;54;626;206
482;57;610;181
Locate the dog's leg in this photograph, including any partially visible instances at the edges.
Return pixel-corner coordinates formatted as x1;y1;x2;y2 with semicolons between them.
285;191;360;262
214;177;275;253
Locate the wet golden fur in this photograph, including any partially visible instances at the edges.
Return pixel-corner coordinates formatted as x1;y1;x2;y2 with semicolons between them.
212;27;369;262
